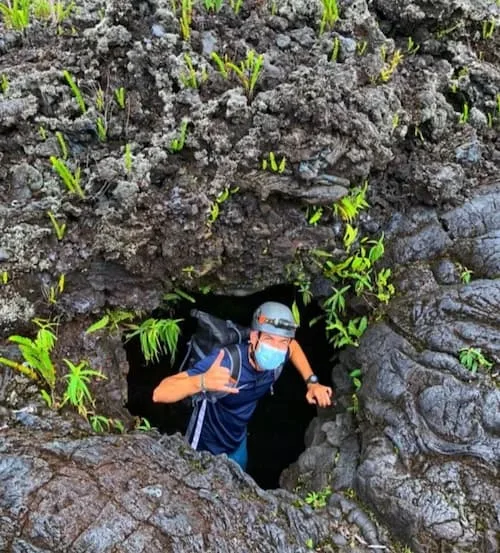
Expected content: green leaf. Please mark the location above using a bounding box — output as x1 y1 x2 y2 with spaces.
112 419 125 433
90 414 111 432
86 315 110 333
40 389 53 407
291 300 301 325
174 288 196 303
309 315 324 327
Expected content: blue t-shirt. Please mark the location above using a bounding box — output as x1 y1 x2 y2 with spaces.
186 343 281 454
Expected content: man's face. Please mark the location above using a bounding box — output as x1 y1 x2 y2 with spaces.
250 330 290 351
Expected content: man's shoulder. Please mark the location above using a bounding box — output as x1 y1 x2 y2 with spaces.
186 348 221 375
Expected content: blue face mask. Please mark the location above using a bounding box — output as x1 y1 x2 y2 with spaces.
254 342 287 371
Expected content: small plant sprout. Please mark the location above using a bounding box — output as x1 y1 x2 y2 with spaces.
33 0 75 25
38 125 48 140
270 0 277 16
348 392 360 413
482 19 495 40
457 263 473 283
305 538 314 550
90 416 124 434
414 124 424 142
459 102 469 124
392 113 400 128
96 117 107 141
62 70 87 114
225 50 264 101
62 359 107 416
50 156 84 198
356 40 368 55
305 486 332 509
163 288 196 305
343 223 359 252
330 36 340 62
169 119 189 152
319 0 339 35
85 309 137 335
0 318 58 387
210 52 229 79
207 186 239 226
47 274 65 304
47 211 67 240
334 180 369 223
181 266 196 279
436 22 462 39
0 0 30 30
307 205 323 226
229 0 243 13
89 414 112 432
124 143 133 173
487 112 493 128
55 131 68 159
112 418 125 433
459 347 493 374
261 151 286 173
347 369 362 414
203 0 223 12
114 86 126 109
179 0 193 40
1 271 8 284
95 87 105 112
349 368 362 391
1 74 9 93
180 54 197 88
180 54 208 88
379 49 404 82
375 267 394 303
407 36 419 54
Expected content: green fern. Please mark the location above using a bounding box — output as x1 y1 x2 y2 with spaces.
125 318 182 364
4 319 58 388
62 359 107 415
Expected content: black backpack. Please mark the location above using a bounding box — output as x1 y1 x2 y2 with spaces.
178 309 250 382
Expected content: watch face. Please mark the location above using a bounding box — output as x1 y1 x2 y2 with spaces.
308 375 319 384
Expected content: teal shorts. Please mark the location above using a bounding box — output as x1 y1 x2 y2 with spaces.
227 435 248 471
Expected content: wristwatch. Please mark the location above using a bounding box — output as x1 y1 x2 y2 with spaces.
305 374 319 386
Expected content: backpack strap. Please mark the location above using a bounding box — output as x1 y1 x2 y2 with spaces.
186 345 243 450
177 339 193 373
225 344 242 385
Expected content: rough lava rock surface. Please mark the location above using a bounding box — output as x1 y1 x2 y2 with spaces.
282 191 500 552
1 0 500 551
0 411 398 553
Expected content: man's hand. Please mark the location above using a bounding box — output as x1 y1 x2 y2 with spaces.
202 350 239 394
306 383 333 407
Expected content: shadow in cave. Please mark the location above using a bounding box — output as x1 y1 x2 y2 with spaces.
125 284 333 489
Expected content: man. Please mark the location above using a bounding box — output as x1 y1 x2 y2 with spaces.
152 301 333 470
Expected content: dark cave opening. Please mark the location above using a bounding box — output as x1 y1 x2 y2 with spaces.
125 284 333 489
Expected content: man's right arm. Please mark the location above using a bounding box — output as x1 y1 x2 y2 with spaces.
152 349 239 404
152 372 203 404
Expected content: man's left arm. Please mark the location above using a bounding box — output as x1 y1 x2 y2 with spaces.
288 339 333 408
